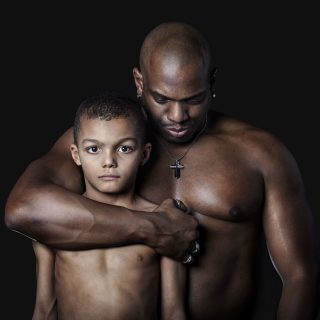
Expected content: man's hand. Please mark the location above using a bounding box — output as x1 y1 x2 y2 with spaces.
148 198 199 261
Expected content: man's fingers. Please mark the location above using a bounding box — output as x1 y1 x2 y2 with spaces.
173 199 187 212
154 198 200 260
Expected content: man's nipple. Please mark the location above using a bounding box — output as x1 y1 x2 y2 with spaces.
229 206 242 220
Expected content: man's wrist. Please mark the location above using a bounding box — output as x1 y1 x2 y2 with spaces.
127 209 155 246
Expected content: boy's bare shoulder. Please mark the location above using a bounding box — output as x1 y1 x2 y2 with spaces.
134 195 158 212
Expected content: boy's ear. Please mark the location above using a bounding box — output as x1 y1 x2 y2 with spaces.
70 144 81 166
140 142 152 166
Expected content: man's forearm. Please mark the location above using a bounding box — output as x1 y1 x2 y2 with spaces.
277 274 317 320
5 183 152 250
6 170 199 259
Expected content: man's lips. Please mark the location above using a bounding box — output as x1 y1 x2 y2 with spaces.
165 127 190 138
98 175 120 181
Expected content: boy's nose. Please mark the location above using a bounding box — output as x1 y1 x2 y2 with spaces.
101 151 117 168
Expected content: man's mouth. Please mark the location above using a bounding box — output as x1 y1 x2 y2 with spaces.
165 127 190 138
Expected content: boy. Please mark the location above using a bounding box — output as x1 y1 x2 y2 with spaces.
32 91 186 319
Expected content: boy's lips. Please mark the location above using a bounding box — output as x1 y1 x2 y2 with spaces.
98 175 120 181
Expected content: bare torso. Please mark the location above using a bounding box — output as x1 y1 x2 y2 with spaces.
138 112 265 319
54 245 159 320
47 196 160 320
29 111 314 319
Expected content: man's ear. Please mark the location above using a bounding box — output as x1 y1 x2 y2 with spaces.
140 142 152 166
70 144 81 166
133 67 143 97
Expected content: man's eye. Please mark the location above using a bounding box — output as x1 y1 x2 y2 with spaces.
154 97 168 104
118 146 133 153
186 97 205 105
87 146 100 153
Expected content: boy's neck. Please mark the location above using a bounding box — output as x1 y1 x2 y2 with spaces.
83 187 137 209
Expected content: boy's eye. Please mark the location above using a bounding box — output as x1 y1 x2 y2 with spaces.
118 146 133 153
87 146 100 154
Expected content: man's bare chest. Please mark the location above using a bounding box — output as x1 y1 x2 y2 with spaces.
138 146 264 222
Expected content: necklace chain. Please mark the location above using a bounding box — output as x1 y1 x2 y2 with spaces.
158 116 208 162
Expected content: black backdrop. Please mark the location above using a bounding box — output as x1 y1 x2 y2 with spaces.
2 3 319 319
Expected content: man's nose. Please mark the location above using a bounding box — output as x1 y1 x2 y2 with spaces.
101 150 117 168
167 102 188 123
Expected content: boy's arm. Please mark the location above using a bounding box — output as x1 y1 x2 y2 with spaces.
160 257 187 320
32 241 57 320
5 128 198 259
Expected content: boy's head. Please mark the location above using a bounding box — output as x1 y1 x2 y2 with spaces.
73 91 147 145
70 91 151 196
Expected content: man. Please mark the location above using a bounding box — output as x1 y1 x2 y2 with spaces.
5 22 317 319
32 91 187 319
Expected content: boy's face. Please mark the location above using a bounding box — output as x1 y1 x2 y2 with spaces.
70 116 151 196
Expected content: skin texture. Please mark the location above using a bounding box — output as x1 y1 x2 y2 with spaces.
5 22 318 319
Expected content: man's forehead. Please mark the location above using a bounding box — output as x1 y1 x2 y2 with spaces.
145 57 208 85
145 68 208 99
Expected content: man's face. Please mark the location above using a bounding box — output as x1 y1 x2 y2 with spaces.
134 58 211 143
71 117 150 196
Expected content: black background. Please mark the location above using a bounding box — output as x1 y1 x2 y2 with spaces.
2 3 319 319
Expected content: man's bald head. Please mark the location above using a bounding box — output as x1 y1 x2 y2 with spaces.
139 22 212 79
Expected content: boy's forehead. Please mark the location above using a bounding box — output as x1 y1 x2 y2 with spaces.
79 116 141 142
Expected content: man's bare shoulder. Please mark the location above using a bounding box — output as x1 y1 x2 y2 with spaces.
209 111 295 171
32 126 83 191
48 127 74 155
210 111 266 136
33 127 74 166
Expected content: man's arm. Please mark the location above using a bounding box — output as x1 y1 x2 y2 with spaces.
5 128 199 259
259 135 318 320
160 257 186 320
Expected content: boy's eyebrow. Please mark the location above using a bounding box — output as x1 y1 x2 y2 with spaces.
81 137 138 145
82 138 101 144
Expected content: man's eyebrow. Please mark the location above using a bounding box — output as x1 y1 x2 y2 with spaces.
149 89 207 101
183 91 207 100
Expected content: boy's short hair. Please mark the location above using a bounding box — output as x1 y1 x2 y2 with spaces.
73 91 147 144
